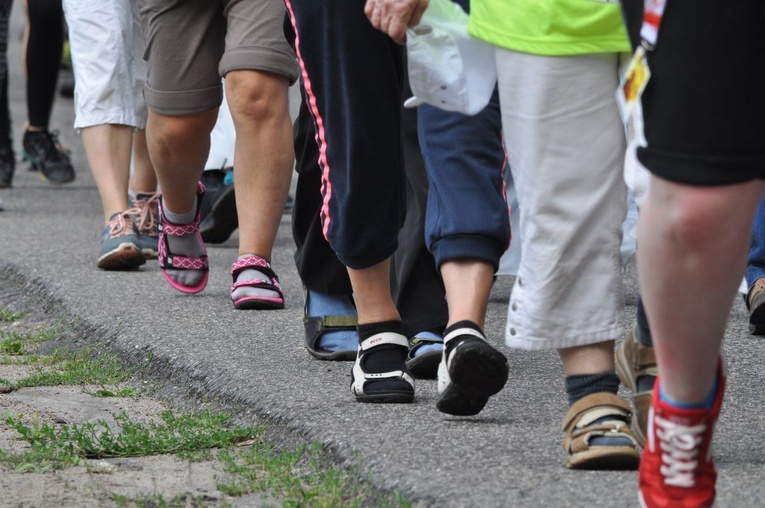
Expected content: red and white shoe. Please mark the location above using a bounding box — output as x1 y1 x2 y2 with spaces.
639 364 726 508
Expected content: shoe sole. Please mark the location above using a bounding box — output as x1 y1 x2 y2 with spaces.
565 445 640 470
97 243 146 271
355 391 414 404
437 340 508 416
406 349 441 379
233 296 285 310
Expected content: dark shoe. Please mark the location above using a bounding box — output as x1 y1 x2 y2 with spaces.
23 130 75 184
436 324 508 416
405 333 443 379
59 71 74 99
303 289 358 361
351 331 415 403
97 210 146 270
200 183 237 243
747 277 765 335
199 168 227 220
0 144 15 188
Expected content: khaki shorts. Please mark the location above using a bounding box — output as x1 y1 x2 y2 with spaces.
137 0 299 116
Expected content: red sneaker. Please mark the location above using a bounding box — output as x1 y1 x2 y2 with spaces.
639 367 725 508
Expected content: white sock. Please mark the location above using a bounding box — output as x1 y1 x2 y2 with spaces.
162 198 205 287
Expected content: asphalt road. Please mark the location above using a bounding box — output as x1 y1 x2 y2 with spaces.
2 6 765 508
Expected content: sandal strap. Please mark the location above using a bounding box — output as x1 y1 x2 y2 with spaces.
231 255 277 280
410 335 444 346
161 253 209 270
230 255 283 295
157 182 208 271
562 393 637 453
359 332 409 351
160 221 200 237
444 327 484 345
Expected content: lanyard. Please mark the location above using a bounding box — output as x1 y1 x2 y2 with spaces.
640 0 668 50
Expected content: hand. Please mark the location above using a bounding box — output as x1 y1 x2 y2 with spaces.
365 0 430 44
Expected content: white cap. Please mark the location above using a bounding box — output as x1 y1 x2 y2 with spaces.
404 0 497 116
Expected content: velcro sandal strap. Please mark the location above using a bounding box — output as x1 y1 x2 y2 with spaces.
562 393 637 453
162 253 208 270
230 255 283 296
160 221 200 237
634 341 656 370
359 332 409 351
443 327 484 345
562 392 631 431
231 254 273 278
351 369 415 396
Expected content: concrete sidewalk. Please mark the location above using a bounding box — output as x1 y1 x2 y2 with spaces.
3 8 765 508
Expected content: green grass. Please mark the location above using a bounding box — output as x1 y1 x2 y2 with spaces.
217 442 411 508
1 410 263 472
0 307 413 507
0 308 25 323
0 329 55 355
14 346 135 389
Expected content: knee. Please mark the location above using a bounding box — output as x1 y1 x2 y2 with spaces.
649 188 726 251
225 71 288 123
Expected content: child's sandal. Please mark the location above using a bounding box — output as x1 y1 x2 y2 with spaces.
561 392 640 470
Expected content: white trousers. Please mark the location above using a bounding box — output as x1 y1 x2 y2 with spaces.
496 48 628 350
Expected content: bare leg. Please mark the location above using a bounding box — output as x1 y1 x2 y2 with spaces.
558 341 615 376
129 128 157 193
347 259 400 325
638 176 765 403
80 124 133 223
440 259 493 329
225 70 292 260
145 109 217 214
146 108 217 289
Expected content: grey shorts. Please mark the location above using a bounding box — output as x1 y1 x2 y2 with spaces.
137 0 299 116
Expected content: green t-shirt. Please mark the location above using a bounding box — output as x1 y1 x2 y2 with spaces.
468 0 630 56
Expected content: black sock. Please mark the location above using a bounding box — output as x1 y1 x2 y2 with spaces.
357 321 405 373
564 372 620 406
635 297 653 347
443 320 483 338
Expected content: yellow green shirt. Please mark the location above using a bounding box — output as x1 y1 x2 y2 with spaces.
469 0 630 56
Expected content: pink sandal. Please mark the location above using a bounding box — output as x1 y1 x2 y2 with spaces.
157 183 209 294
230 255 285 310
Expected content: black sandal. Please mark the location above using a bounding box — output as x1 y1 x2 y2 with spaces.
303 289 358 361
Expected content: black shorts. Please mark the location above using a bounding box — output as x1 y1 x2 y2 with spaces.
621 0 765 185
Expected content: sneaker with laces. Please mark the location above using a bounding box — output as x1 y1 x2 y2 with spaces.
615 324 657 446
130 192 160 259
0 143 15 188
22 130 75 184
638 366 726 508
97 209 146 270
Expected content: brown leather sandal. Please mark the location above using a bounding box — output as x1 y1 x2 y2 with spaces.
562 392 640 470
